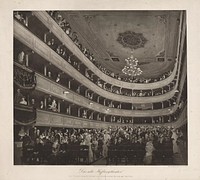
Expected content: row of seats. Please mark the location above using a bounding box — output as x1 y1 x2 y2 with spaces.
22 144 90 165
107 145 173 165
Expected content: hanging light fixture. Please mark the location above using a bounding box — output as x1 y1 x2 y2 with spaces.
122 51 142 77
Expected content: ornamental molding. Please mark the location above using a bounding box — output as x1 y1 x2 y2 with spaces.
117 31 148 50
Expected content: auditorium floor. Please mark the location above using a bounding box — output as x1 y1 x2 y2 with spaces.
15 141 187 165
92 153 186 165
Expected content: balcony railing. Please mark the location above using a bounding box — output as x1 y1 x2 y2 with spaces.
36 105 186 128
14 104 36 125
32 11 180 90
35 73 178 117
14 62 36 89
14 20 180 103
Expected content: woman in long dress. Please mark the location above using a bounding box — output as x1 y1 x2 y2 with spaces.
171 129 179 154
85 134 93 163
102 140 108 158
143 140 155 165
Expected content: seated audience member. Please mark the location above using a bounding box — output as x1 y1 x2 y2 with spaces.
15 89 24 104
82 110 87 118
18 51 25 64
52 139 60 155
14 12 26 24
40 101 44 109
48 71 51 78
56 74 61 83
47 38 57 51
20 124 180 165
20 97 28 105
49 99 57 112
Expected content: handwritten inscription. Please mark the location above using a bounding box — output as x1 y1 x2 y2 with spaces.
79 168 123 176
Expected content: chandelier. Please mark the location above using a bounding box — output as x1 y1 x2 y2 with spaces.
122 53 142 77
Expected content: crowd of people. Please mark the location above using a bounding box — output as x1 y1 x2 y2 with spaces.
20 125 185 165
46 11 174 84
14 89 28 105
14 11 28 26
14 11 176 98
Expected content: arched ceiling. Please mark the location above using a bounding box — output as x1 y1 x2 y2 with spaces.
61 11 180 79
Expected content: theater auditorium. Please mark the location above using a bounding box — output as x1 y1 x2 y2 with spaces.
13 10 187 165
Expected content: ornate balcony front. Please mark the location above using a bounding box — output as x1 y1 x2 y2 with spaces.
14 20 180 104
33 11 179 90
14 104 36 125
35 73 178 117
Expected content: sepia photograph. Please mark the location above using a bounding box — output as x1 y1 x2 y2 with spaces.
13 10 187 166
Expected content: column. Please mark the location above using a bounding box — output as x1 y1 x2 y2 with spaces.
44 32 47 43
69 105 71 115
68 79 74 89
78 107 81 117
111 85 113 92
132 104 134 110
91 111 94 120
103 99 106 106
161 102 164 109
25 54 29 67
57 101 60 113
27 94 30 106
103 115 106 122
103 83 106 89
85 68 88 76
44 65 47 76
25 16 29 27
97 96 100 103
44 97 47 110
85 89 88 97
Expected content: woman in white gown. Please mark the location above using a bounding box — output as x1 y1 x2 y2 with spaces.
102 140 108 158
171 129 179 154
143 139 155 165
85 134 93 163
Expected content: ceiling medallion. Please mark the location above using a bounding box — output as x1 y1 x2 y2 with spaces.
117 31 147 49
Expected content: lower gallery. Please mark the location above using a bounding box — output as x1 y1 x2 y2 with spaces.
13 10 187 165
